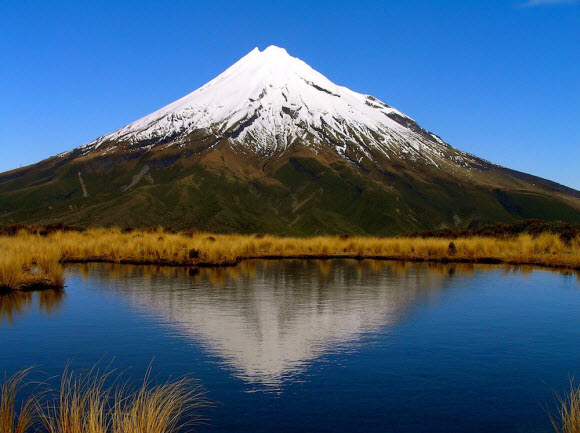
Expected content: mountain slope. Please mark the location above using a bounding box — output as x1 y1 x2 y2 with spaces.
1 46 579 234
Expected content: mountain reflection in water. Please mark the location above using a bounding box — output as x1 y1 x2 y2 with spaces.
75 260 483 386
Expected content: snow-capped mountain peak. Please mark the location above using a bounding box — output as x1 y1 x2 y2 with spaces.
83 46 463 166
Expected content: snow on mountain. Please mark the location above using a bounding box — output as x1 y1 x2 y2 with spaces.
80 46 470 167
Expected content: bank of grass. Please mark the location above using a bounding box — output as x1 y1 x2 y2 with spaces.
1 227 579 291
0 241 64 291
0 367 206 433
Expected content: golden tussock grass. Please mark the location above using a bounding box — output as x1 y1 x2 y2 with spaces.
109 370 206 433
0 238 64 291
551 382 580 433
0 366 207 433
0 368 36 433
1 228 579 291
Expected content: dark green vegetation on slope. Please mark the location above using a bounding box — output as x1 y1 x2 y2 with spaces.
412 219 580 240
1 141 579 235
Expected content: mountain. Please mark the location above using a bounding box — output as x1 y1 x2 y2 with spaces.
1 46 579 235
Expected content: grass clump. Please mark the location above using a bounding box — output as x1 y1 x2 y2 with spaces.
0 369 36 433
39 367 112 433
0 238 64 291
551 382 580 433
110 370 205 433
0 366 207 433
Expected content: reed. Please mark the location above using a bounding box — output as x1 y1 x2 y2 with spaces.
1 228 579 291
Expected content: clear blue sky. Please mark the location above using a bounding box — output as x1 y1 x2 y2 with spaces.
1 0 578 188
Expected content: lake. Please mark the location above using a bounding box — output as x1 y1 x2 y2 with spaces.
1 260 580 432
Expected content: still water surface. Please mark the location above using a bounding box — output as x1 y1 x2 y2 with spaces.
1 260 580 432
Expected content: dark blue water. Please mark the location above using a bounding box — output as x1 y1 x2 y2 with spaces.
1 260 580 432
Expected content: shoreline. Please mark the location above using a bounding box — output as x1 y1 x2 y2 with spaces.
1 228 579 291
63 254 579 271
